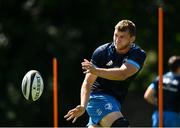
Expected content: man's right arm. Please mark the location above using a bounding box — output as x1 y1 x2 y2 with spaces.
81 73 97 108
64 73 97 123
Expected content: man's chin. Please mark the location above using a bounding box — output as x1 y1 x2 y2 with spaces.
116 46 125 50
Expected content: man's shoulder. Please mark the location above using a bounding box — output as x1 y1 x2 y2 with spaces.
129 43 146 57
131 43 146 53
94 42 113 52
97 42 113 49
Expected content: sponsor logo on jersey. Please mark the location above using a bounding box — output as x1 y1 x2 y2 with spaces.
106 60 113 66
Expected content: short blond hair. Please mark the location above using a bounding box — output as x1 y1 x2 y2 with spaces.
115 20 136 36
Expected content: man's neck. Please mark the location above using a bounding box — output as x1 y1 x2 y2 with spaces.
116 46 131 54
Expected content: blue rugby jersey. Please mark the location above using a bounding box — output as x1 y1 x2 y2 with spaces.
150 72 180 112
90 42 146 104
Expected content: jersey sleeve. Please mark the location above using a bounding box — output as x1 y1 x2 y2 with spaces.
127 49 146 69
90 46 104 68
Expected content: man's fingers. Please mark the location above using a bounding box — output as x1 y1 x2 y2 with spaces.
64 105 86 123
81 62 91 67
83 59 89 62
64 109 75 118
64 113 72 119
82 65 90 69
64 114 69 118
66 114 74 121
64 112 71 118
72 117 78 123
83 70 89 74
65 110 73 116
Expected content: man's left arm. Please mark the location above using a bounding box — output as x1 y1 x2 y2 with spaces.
82 59 139 80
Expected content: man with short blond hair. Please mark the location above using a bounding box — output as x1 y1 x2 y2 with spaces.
65 20 146 127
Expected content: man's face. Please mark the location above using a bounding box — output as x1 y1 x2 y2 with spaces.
113 29 135 51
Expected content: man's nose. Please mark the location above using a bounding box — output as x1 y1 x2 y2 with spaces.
117 37 121 41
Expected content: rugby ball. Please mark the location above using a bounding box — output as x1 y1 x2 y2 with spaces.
21 70 44 101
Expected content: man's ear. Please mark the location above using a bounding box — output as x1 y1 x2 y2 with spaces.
130 36 136 43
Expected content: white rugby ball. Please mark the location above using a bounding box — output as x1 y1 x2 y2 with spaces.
21 70 44 101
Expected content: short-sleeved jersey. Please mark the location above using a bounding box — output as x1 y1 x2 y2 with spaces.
150 72 180 112
90 42 146 104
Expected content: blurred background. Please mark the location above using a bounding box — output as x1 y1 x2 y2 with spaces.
0 0 179 127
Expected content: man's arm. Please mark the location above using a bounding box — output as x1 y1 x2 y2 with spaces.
82 59 138 80
64 73 97 123
81 73 97 108
144 85 157 105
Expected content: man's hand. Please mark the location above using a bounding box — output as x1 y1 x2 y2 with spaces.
64 105 85 123
81 59 96 74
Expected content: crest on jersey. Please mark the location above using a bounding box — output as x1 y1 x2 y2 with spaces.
104 103 113 110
